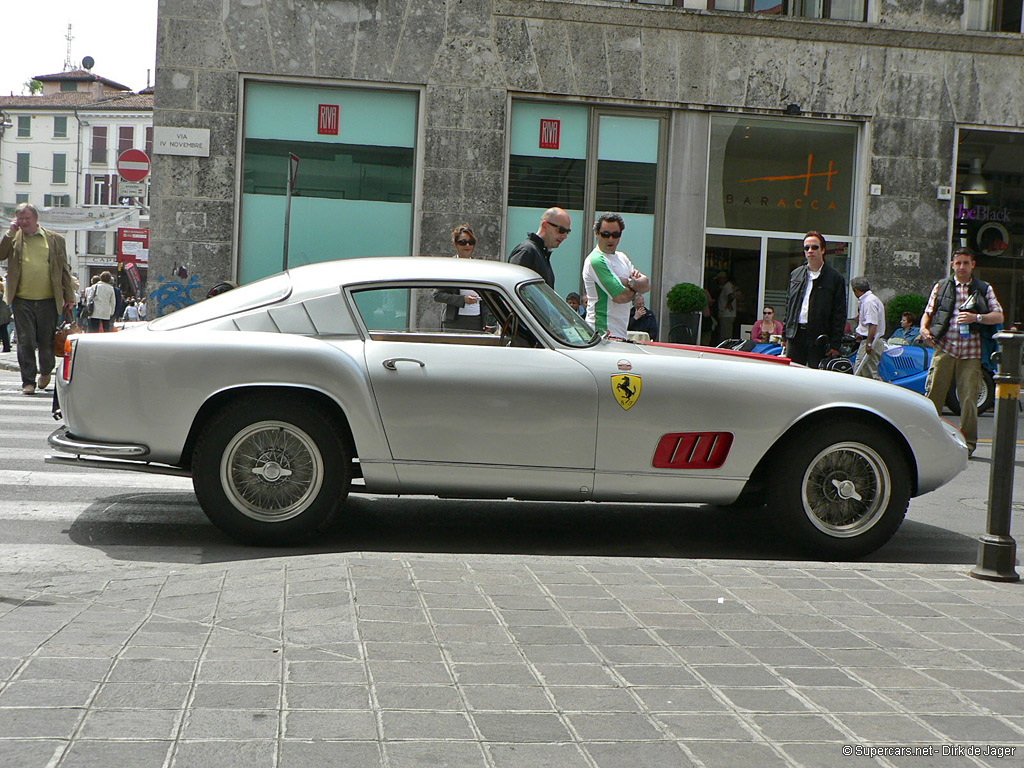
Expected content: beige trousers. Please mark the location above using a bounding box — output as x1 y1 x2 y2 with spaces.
925 349 981 452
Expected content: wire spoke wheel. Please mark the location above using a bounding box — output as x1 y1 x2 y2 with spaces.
220 420 324 522
800 441 890 537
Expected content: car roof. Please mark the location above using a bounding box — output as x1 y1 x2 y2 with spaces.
287 256 541 293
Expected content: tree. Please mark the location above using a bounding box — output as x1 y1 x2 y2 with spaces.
24 79 43 95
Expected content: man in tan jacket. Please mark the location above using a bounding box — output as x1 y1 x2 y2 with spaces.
0 203 76 394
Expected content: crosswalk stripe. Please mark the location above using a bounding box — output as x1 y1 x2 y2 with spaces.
0 499 206 523
0 469 194 489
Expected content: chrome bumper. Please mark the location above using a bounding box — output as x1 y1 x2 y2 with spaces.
46 426 190 478
48 425 149 458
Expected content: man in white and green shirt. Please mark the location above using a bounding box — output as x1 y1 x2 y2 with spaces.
582 213 650 339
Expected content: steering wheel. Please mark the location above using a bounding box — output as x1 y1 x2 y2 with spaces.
499 313 519 347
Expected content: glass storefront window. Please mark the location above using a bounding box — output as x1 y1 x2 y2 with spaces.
506 102 664 297
239 83 418 284
705 234 760 344
703 115 859 343
955 128 1024 325
707 115 858 236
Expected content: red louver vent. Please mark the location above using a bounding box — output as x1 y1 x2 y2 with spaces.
653 432 734 469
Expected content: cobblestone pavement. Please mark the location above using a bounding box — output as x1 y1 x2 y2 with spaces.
3 348 1024 767
1 553 1022 768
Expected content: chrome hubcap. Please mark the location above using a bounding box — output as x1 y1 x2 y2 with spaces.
801 442 890 537
220 421 323 523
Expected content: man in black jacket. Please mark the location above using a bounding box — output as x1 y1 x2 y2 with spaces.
508 207 571 288
783 231 847 369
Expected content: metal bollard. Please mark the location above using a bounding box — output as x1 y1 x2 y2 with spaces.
970 331 1023 583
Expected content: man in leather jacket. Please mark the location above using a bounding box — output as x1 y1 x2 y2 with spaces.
919 248 1003 457
508 207 571 289
783 231 847 369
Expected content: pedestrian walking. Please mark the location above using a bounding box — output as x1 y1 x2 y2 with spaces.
0 203 76 394
850 276 885 379
85 271 117 333
919 247 1004 457
0 277 12 353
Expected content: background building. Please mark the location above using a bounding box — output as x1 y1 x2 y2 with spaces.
0 69 153 291
151 0 1024 332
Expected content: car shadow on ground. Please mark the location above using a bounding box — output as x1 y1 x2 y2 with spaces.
64 492 981 566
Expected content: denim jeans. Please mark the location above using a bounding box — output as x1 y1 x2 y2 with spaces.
12 297 58 386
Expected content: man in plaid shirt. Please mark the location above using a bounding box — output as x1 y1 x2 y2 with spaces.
919 248 1003 457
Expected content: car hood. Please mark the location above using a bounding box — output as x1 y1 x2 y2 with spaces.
631 341 794 367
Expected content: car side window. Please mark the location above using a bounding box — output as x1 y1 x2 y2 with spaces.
351 285 540 347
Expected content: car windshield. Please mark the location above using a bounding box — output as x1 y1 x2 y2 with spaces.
518 281 599 347
148 273 291 330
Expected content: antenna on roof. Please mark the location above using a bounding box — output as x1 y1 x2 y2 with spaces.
64 23 74 71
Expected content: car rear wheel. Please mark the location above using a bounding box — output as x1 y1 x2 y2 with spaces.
192 395 350 544
944 367 995 416
768 423 910 559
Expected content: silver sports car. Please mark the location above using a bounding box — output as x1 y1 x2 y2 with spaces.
47 257 967 558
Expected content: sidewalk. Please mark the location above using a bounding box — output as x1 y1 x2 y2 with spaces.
0 348 17 372
1 553 1021 768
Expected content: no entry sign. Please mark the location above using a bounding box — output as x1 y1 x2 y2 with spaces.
117 149 151 182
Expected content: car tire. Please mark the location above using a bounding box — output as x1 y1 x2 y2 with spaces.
768 423 910 560
944 368 995 416
192 395 350 544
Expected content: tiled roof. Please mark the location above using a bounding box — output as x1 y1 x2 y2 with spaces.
0 92 98 108
0 92 153 111
32 69 132 91
88 93 155 110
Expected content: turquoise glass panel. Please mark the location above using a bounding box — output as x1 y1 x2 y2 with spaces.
353 288 411 331
598 116 660 164
245 82 417 147
239 194 412 284
240 83 417 284
617 214 655 284
509 102 588 159
505 206 586 296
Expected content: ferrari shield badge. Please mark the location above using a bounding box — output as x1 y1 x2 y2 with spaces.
612 374 641 411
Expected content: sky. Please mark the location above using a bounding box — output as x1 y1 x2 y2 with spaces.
0 0 158 96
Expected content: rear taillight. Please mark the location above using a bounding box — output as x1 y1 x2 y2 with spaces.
62 338 77 382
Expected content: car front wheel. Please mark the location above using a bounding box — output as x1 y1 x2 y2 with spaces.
768 423 910 559
192 395 350 544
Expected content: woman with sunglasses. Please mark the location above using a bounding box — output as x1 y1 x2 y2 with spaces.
434 225 489 332
752 305 783 343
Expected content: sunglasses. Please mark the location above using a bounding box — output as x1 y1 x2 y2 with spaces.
763 311 773 315
455 239 475 246
803 244 821 251
545 222 571 235
598 231 622 239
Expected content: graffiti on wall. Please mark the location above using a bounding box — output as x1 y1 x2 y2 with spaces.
150 264 202 314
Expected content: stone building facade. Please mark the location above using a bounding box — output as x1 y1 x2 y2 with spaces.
151 0 1024 332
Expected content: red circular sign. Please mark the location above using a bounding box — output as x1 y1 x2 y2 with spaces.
117 149 151 182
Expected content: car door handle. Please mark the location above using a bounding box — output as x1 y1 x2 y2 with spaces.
382 357 425 371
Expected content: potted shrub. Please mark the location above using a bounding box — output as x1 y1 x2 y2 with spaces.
666 282 707 344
